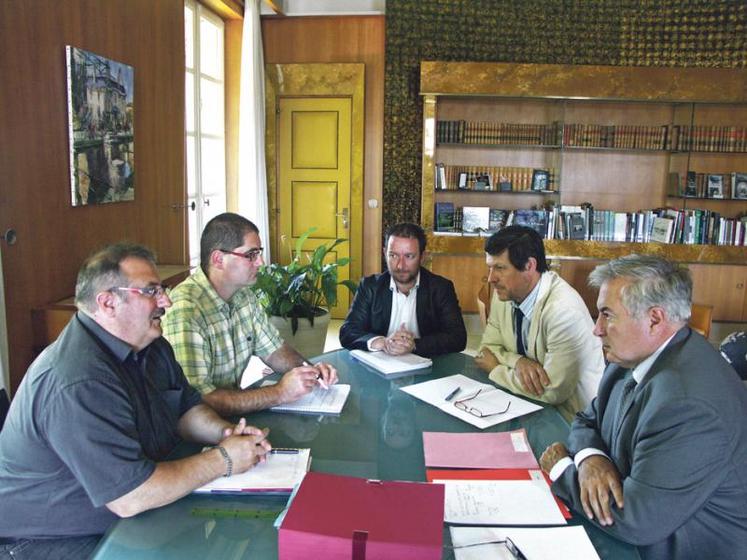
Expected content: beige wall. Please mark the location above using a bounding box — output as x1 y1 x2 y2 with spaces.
261 15 385 277
0 0 187 391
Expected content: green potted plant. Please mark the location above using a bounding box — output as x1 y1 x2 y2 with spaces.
253 228 357 358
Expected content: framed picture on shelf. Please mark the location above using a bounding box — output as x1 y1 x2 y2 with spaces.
684 171 698 197
457 172 468 190
707 174 724 199
531 169 549 191
473 173 492 191
731 172 747 199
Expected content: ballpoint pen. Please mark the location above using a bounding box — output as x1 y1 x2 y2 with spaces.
303 360 329 390
444 386 461 401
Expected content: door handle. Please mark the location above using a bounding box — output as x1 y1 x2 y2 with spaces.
1 228 17 245
335 208 349 229
171 201 197 211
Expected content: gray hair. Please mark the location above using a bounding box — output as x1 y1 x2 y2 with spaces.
588 254 692 323
75 243 157 313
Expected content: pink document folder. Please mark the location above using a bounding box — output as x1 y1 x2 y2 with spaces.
279 472 444 560
422 429 540 469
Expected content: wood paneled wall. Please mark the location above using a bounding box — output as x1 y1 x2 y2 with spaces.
261 15 385 277
0 0 187 392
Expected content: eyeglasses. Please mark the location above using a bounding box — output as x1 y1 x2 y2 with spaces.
220 248 264 262
110 285 167 299
453 389 511 418
451 537 526 559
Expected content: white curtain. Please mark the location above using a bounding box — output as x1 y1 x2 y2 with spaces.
238 0 271 262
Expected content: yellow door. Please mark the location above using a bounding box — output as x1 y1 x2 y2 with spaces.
277 96 351 318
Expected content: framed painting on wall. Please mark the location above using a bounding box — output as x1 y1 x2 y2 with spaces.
66 46 135 206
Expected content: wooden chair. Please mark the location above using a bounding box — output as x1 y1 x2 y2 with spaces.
689 303 713 339
476 280 493 328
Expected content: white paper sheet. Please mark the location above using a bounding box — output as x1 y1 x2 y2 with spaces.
195 448 310 493
436 479 567 525
450 526 600 560
400 374 542 429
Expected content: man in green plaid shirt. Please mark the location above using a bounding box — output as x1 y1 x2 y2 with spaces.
162 213 338 416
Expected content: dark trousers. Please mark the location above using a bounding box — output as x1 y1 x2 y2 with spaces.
0 535 101 559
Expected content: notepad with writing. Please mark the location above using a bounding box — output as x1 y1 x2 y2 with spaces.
350 349 432 375
270 384 351 415
195 448 311 494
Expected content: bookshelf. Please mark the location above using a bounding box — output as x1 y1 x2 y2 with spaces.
420 62 747 320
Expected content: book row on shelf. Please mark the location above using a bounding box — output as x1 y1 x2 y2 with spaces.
435 163 557 192
437 120 747 153
434 202 747 247
670 171 747 200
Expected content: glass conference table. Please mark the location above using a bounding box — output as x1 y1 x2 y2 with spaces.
92 350 639 560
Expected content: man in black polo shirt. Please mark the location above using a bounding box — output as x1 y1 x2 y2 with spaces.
0 244 271 559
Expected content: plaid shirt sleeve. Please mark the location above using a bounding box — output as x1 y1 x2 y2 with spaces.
161 300 216 395
244 292 283 358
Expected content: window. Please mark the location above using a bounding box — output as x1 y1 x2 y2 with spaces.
185 0 227 266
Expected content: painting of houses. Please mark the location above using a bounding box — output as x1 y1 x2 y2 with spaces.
66 46 134 206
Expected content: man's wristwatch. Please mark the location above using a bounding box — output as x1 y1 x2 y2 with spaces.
215 445 233 477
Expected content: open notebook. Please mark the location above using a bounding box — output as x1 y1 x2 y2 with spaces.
269 383 351 415
195 448 311 494
350 349 432 375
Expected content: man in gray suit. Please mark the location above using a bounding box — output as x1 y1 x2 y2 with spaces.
540 255 747 560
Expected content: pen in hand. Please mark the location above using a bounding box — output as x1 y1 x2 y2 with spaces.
444 386 461 402
303 361 328 390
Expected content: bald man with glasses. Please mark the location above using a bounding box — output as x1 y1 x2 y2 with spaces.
162 213 337 417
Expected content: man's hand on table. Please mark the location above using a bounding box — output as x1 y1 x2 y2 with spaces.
220 419 271 473
514 356 551 396
540 442 570 473
577 455 624 526
474 346 499 372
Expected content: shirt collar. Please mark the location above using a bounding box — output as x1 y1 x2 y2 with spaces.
77 311 136 363
193 266 250 309
389 271 420 294
513 273 543 319
630 331 678 384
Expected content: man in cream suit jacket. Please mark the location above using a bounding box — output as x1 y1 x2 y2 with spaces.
475 226 604 420
540 255 747 560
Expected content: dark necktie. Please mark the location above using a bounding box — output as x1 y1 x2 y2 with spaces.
514 307 526 356
615 371 637 434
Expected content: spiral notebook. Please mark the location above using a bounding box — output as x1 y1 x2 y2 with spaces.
350 349 432 375
269 383 351 415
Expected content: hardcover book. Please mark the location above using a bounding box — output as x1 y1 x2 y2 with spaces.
513 209 548 238
434 202 455 231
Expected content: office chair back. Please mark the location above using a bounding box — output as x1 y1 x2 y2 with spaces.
689 303 713 340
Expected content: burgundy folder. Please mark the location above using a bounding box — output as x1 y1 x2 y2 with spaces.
279 472 444 560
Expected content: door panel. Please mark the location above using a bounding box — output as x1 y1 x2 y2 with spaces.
278 97 352 318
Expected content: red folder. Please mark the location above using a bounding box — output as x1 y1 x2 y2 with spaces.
279 472 444 560
426 468 572 519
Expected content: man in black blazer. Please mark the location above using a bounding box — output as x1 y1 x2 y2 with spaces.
340 223 466 358
540 255 747 560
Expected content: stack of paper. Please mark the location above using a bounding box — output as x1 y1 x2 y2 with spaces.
400 374 542 428
195 448 311 494
350 349 432 375
270 384 351 415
